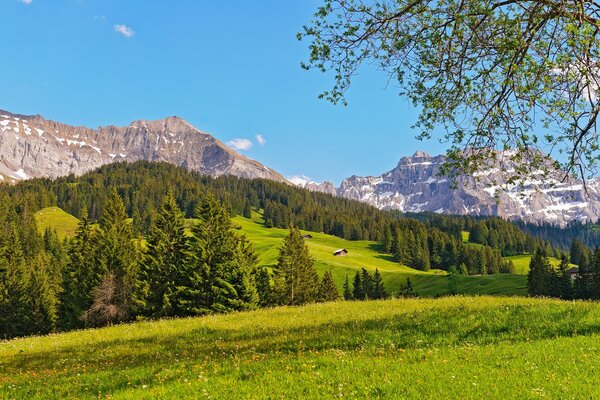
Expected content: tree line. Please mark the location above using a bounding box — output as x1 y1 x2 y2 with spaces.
0 189 347 339
528 238 600 300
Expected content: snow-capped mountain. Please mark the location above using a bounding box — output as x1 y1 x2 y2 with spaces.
0 110 286 183
296 151 600 227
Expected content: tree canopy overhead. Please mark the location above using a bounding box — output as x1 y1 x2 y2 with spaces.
300 0 600 183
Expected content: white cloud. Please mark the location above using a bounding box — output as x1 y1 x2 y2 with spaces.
114 24 135 38
288 175 314 187
19 0 32 5
256 134 266 146
227 138 253 151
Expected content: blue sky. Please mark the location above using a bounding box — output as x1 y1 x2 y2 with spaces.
0 0 448 184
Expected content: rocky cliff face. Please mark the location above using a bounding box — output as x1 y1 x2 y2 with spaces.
297 151 600 227
0 110 286 183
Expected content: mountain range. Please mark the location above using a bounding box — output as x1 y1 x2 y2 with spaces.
297 151 600 227
1 109 598 226
0 110 285 184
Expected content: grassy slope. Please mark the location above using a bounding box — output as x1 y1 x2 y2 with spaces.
32 207 527 297
3 296 600 399
505 255 571 275
235 212 526 297
34 207 80 240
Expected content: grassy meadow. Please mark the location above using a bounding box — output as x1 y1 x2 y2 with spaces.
3 296 600 398
34 207 529 297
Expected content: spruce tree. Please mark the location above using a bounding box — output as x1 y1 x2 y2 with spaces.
361 268 373 299
141 190 191 318
243 200 252 219
92 188 140 325
60 209 100 329
185 193 259 314
527 248 551 296
273 226 320 305
557 254 573 299
372 269 387 299
255 267 273 307
318 270 339 302
352 271 364 300
590 248 600 300
343 274 353 300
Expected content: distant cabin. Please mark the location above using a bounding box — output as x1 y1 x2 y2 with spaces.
567 267 581 280
333 248 348 257
303 234 313 239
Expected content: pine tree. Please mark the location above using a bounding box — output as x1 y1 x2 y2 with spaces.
590 248 600 299
342 274 353 300
243 200 252 219
352 271 364 300
556 254 573 299
371 269 387 299
255 267 273 307
60 209 100 329
361 268 373 299
575 254 591 299
382 225 393 254
319 270 339 302
185 193 259 314
447 265 459 295
527 248 551 296
92 188 140 325
141 190 191 318
273 226 320 305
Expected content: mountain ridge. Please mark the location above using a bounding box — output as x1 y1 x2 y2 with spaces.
297 151 600 227
0 109 286 183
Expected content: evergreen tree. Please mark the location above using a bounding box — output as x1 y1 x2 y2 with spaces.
92 188 140 325
575 253 591 299
185 193 259 314
590 248 600 300
382 224 393 254
556 254 573 300
141 191 191 318
361 268 373 299
352 271 364 300
255 267 273 307
60 209 100 329
318 270 339 302
527 248 552 296
447 265 459 295
243 199 252 219
273 226 320 305
371 269 387 299
342 274 353 300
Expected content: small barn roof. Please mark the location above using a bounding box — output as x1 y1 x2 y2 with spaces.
333 248 348 254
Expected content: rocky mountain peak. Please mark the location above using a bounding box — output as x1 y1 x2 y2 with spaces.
0 110 286 184
411 150 431 158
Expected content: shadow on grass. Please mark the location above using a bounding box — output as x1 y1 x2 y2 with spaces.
4 302 600 379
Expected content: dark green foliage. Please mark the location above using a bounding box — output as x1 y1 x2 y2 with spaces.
89 189 140 325
184 194 259 314
318 270 339 302
141 191 191 318
273 226 320 305
447 266 459 295
527 248 553 297
342 274 353 300
255 268 273 307
59 210 100 330
349 268 387 301
371 269 387 299
243 200 252 219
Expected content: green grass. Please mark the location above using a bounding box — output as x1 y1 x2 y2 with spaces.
506 255 572 275
3 296 600 398
234 212 526 297
33 207 527 297
34 207 80 240
461 230 470 242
